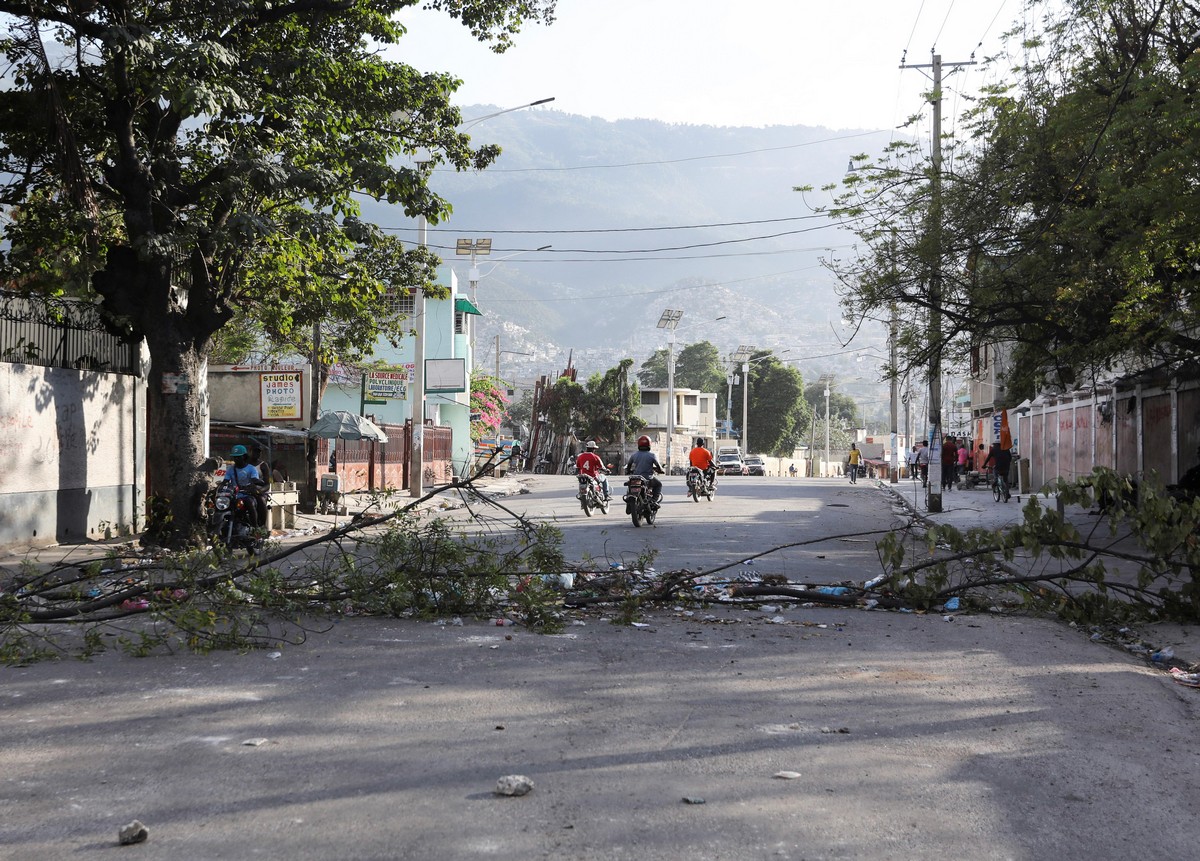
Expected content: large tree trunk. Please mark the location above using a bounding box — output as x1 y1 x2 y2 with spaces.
143 327 211 543
93 247 225 544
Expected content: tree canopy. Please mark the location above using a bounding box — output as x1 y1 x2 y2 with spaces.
727 351 809 456
538 360 644 446
637 340 726 393
820 0 1200 404
0 0 555 538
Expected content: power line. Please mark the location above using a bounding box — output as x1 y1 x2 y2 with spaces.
435 129 890 173
389 213 829 235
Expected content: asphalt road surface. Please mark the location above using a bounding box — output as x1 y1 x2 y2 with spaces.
3 477 1199 860
461 474 905 583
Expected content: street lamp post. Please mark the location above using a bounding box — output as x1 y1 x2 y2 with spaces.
409 173 430 497
729 345 755 445
824 383 831 478
459 240 551 355
656 309 683 472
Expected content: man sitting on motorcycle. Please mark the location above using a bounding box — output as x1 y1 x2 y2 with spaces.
230 444 268 527
575 440 610 501
625 435 664 504
688 438 717 490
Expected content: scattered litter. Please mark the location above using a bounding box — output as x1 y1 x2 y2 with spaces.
820 726 851 734
119 598 150 611
242 738 269 747
773 771 802 780
450 617 464 627
760 605 780 613
943 597 960 611
494 774 535 797
631 622 651 628
1169 668 1200 688
267 651 282 660
681 796 706 805
864 574 886 590
118 820 148 845
556 573 577 590
1151 647 1175 663
493 619 515 627
815 586 850 596
766 616 788 625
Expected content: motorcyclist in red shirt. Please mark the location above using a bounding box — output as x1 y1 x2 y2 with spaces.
575 440 611 501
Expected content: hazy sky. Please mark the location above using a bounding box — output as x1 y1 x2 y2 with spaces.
394 0 1032 130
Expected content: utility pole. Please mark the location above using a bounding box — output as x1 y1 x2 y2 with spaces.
889 303 899 483
903 52 973 512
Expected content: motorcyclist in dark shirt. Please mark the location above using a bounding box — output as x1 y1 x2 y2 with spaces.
625 435 665 504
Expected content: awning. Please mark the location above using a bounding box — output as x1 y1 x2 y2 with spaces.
455 296 482 316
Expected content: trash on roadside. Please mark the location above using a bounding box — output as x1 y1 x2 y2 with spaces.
815 586 849 596
681 796 706 805
242 738 269 746
943 597 960 611
1151 647 1175 663
773 771 802 780
494 774 535 796
1169 668 1200 688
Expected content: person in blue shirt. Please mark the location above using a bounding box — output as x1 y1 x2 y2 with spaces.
229 444 268 526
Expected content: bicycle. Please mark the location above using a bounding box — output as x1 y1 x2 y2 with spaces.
990 468 1010 502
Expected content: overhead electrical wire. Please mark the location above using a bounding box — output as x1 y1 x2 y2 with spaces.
436 129 890 173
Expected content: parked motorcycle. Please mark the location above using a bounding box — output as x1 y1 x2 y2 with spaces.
577 471 610 516
206 478 267 553
623 474 659 527
685 466 716 502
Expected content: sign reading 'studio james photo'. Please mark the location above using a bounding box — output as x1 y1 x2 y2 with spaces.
260 372 303 421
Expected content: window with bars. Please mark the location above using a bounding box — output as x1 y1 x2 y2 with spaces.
385 288 415 318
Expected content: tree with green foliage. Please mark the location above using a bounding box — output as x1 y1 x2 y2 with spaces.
0 0 556 542
538 360 643 445
821 0 1200 404
637 340 726 393
726 351 809 456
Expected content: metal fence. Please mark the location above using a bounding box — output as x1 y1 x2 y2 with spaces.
0 291 140 375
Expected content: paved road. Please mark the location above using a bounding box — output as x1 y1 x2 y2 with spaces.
3 478 1200 859
459 474 906 583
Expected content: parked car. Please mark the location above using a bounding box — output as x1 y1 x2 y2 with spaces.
743 455 765 476
717 454 746 475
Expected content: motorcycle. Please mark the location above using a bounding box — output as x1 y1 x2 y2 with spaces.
623 473 659 527
685 466 716 502
576 471 610 517
206 478 267 553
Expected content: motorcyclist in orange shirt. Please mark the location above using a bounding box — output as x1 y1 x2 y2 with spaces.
688 438 718 490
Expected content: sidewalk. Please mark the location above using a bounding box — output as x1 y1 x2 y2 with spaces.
876 474 1200 672
0 475 530 568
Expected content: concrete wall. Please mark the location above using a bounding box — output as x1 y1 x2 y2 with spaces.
207 363 312 428
990 376 1200 492
1 363 144 546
